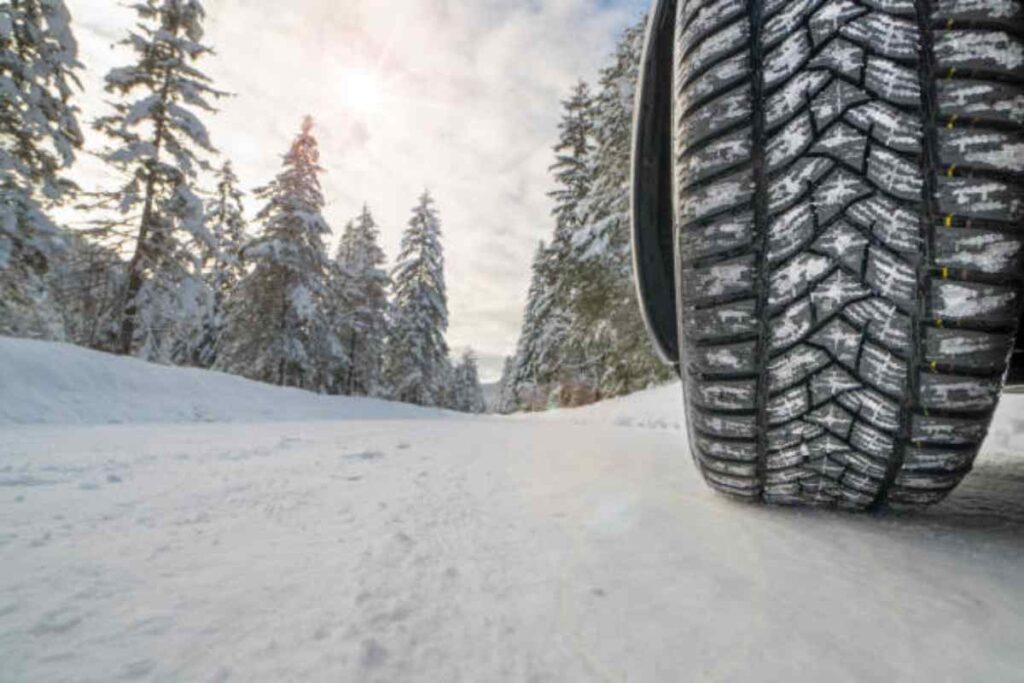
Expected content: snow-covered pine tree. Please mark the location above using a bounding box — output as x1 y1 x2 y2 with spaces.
48 231 126 350
511 241 560 409
385 191 449 407
195 160 247 367
538 80 598 397
450 348 486 414
0 0 83 339
494 355 518 414
334 205 390 396
215 116 336 391
94 0 226 360
573 18 672 397
509 83 597 409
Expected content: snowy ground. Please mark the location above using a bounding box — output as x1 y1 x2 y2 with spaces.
2 340 1023 682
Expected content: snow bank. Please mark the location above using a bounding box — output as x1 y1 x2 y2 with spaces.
0 337 441 425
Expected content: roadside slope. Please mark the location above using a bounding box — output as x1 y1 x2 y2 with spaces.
0 337 441 425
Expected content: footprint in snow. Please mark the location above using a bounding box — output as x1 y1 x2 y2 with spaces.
346 451 385 462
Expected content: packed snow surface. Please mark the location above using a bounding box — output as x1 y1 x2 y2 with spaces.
2 339 1023 681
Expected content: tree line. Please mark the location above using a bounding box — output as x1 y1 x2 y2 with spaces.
1 0 485 413
494 18 673 413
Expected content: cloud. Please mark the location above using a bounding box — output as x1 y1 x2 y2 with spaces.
66 0 647 381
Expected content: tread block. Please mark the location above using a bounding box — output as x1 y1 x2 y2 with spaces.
682 254 756 300
808 1 868 48
859 342 908 395
771 298 814 349
681 51 752 105
680 212 755 260
768 202 816 262
902 446 975 473
846 299 913 351
769 157 834 213
679 0 748 54
693 341 758 373
811 78 872 130
848 195 923 254
765 31 813 89
846 101 922 153
912 414 990 445
924 327 1016 369
768 420 825 451
837 387 901 431
866 147 924 200
810 365 863 403
766 71 831 129
934 227 1024 275
689 300 759 339
921 373 1001 410
934 30 1024 72
865 56 921 105
813 220 869 272
866 246 917 310
769 252 834 308
810 121 868 170
696 435 759 462
811 318 863 367
678 86 754 151
809 37 866 80
767 385 811 424
767 112 815 171
933 0 1024 22
937 176 1024 222
768 344 831 392
840 13 919 61
692 407 757 438
679 169 756 223
678 128 753 188
937 79 1024 125
809 269 871 319
937 129 1024 172
931 280 1019 323
699 454 759 477
695 380 757 409
679 17 750 88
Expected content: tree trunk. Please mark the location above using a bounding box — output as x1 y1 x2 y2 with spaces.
117 40 175 356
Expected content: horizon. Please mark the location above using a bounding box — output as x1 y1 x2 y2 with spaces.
66 0 649 381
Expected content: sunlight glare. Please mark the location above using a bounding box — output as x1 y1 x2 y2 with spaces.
342 68 384 116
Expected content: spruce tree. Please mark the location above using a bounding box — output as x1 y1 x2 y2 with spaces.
574 19 672 396
385 191 449 406
451 349 486 414
495 356 518 414
0 0 83 339
539 80 597 396
95 0 226 359
334 205 390 396
215 116 335 390
511 241 560 408
195 161 247 367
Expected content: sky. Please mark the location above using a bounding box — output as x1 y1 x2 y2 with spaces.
66 0 648 381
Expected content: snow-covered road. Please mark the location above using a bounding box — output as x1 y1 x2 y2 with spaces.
2 341 1023 681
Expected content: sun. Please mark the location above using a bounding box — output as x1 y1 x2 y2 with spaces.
342 68 384 116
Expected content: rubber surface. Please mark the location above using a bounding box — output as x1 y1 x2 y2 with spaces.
672 0 1024 508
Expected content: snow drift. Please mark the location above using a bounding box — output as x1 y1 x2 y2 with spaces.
0 337 441 425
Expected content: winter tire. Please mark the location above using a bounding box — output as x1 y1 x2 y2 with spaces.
632 0 1024 508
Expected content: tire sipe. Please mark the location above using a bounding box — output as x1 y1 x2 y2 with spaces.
632 0 1024 508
